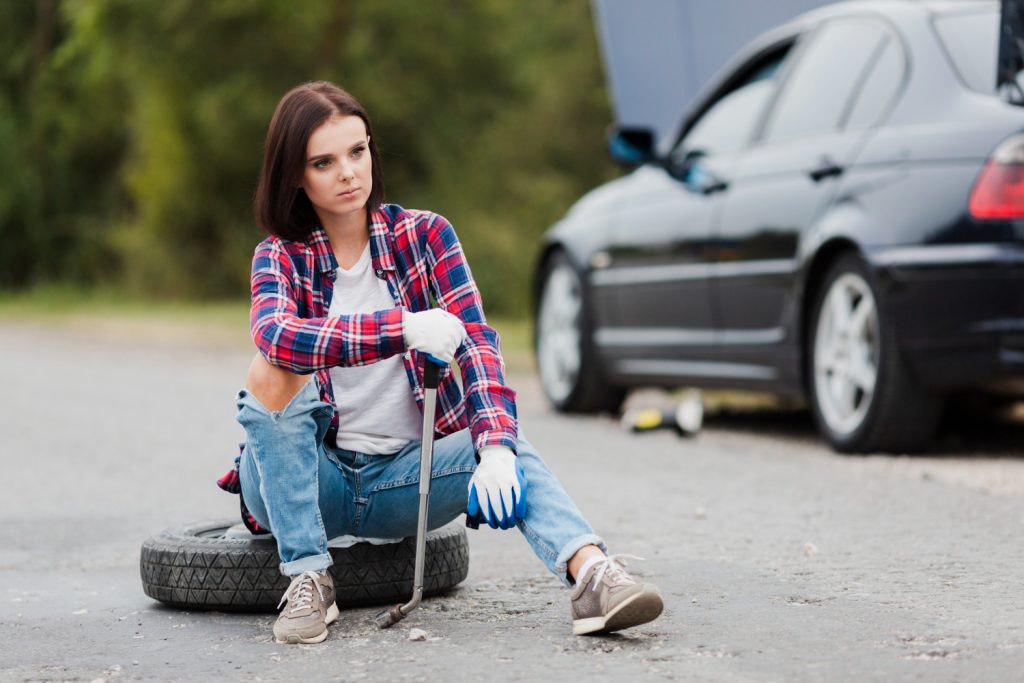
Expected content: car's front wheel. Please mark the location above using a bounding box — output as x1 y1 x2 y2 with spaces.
535 251 624 413
807 253 942 452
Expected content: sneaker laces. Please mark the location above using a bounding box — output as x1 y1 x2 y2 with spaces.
278 570 326 613
592 554 644 592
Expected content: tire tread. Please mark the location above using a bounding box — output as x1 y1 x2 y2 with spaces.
140 521 469 612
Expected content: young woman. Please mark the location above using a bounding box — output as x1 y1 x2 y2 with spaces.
223 81 663 644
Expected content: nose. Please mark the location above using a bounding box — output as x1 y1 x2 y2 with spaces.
337 161 355 181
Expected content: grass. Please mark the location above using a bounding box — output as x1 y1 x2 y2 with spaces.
0 286 534 371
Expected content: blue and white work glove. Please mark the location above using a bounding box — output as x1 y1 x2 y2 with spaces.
403 309 467 364
466 446 527 530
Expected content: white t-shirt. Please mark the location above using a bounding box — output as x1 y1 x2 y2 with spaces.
327 245 422 454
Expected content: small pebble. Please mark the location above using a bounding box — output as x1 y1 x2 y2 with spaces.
694 507 707 520
804 542 819 557
408 628 428 641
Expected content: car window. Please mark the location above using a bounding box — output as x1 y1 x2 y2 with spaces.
675 48 790 158
933 10 998 93
844 37 904 130
761 20 888 143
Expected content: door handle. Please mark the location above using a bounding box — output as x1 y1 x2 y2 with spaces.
808 160 844 182
702 178 729 195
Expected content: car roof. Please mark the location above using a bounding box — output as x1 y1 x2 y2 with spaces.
665 0 1000 151
786 0 996 29
909 0 997 14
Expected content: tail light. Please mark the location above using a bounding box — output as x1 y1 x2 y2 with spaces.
969 133 1024 219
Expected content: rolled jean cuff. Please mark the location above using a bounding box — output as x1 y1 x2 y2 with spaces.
279 552 332 577
555 533 607 588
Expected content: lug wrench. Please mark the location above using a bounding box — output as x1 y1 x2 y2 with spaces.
375 353 445 629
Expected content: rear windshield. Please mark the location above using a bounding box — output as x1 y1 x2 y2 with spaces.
933 10 999 93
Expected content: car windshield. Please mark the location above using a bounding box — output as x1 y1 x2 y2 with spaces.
933 9 1000 94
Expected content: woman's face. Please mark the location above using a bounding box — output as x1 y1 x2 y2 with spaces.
301 115 372 224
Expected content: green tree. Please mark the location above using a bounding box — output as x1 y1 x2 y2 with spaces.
0 0 618 316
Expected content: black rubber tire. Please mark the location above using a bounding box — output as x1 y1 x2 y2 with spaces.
534 251 626 414
140 520 469 613
806 253 943 453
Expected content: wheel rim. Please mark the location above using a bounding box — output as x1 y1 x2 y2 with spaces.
813 272 880 437
537 262 583 404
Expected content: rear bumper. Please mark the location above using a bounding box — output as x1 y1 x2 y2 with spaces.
868 243 1024 394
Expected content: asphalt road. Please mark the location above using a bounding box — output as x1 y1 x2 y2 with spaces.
2 321 1023 682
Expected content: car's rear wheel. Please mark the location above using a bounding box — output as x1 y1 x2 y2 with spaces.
535 251 624 413
807 253 942 452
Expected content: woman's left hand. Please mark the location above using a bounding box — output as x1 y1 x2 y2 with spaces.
467 446 527 529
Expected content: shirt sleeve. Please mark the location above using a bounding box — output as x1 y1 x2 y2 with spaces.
249 238 406 373
422 214 519 453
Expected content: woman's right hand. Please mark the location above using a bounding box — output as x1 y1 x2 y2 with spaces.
402 309 467 364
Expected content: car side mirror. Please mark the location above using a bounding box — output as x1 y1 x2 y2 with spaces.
608 126 658 167
667 149 728 194
666 148 706 182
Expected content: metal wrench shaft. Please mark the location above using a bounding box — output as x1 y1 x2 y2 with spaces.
376 355 443 628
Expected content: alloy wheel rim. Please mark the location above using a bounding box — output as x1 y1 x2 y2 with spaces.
813 272 880 436
537 264 583 403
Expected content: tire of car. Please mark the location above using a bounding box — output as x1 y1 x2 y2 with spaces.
140 520 470 612
535 250 625 413
806 252 943 453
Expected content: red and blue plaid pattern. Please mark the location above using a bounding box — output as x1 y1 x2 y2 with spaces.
220 205 519 531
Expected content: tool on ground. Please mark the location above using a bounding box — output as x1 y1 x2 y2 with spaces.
375 353 446 629
621 389 704 437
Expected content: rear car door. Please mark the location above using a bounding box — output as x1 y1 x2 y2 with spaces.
711 17 905 386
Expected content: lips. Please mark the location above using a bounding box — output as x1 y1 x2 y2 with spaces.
337 188 360 198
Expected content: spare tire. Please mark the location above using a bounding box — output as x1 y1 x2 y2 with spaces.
140 520 470 612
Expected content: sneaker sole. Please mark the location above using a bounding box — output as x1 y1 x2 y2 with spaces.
573 585 663 636
275 602 340 644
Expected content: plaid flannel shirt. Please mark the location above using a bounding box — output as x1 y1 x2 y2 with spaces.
218 204 518 532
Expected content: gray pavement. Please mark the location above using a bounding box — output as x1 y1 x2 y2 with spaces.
2 321 1023 682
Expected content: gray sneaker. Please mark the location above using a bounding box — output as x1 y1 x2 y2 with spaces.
570 555 663 635
273 570 339 644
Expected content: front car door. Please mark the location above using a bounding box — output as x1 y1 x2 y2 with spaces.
596 42 795 384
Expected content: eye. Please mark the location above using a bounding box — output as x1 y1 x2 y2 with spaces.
351 146 366 158
313 158 331 170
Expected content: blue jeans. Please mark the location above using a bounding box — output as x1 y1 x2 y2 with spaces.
235 380 605 586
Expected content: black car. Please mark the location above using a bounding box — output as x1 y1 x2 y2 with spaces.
533 0 1024 452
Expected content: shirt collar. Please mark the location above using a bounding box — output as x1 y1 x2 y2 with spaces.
306 206 395 276
368 207 396 273
307 228 338 276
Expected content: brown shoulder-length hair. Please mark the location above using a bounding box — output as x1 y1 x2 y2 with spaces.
254 81 385 241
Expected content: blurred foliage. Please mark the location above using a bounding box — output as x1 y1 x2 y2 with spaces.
0 0 618 315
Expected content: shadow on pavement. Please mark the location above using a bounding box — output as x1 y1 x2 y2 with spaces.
699 402 1024 457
